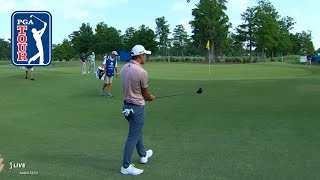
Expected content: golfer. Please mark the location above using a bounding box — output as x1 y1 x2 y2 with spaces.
101 51 118 97
120 45 155 175
80 52 86 74
87 51 95 73
306 53 312 65
25 65 35 80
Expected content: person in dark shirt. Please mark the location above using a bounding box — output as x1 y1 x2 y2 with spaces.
306 54 312 65
80 52 87 74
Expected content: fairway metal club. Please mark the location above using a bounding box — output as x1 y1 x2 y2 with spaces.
156 88 203 99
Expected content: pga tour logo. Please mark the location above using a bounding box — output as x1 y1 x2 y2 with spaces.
11 11 52 66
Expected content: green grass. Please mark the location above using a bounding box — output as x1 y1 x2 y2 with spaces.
1 61 320 179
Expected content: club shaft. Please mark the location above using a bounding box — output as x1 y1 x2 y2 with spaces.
156 93 194 99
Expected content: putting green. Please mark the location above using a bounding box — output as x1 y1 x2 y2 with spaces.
144 63 313 80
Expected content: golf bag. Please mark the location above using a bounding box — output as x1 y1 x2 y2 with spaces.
96 66 105 81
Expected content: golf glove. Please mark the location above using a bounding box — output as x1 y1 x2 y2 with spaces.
122 109 134 117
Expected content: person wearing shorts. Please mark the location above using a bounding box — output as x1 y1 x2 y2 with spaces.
101 51 118 97
306 54 312 65
87 51 95 73
25 65 35 80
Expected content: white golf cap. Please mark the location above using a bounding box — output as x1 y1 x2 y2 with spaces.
92 52 95 54
131 45 151 56
111 51 118 56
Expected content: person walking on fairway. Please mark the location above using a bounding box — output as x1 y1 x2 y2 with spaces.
101 51 118 97
87 51 95 73
25 65 35 80
306 53 312 65
80 52 86 74
120 45 155 175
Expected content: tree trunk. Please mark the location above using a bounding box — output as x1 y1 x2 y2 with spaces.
249 42 253 63
261 48 265 62
214 43 219 62
166 46 170 62
210 41 215 63
181 49 184 61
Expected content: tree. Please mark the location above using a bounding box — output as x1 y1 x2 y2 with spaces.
133 25 158 54
52 39 75 61
290 31 315 55
276 16 295 56
185 38 201 56
155 16 170 60
190 0 231 62
254 0 280 61
290 33 305 55
69 23 94 53
223 33 246 57
122 27 137 51
172 25 189 59
236 7 257 62
121 25 157 53
0 38 10 60
300 31 315 55
93 22 122 55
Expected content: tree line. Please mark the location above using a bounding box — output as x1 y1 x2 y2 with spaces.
0 0 317 62
190 0 316 62
52 19 193 61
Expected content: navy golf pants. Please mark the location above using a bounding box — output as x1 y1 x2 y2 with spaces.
122 101 147 168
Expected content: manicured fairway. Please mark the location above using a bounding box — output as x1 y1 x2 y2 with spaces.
1 61 320 179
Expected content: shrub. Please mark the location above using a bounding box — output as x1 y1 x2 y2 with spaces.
234 57 241 63
243 58 250 63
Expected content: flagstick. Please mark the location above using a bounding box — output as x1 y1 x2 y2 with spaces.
209 57 213 80
209 61 210 75
209 52 210 76
210 59 212 80
211 60 213 80
208 44 212 79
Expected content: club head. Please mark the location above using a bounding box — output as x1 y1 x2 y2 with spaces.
196 88 203 94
